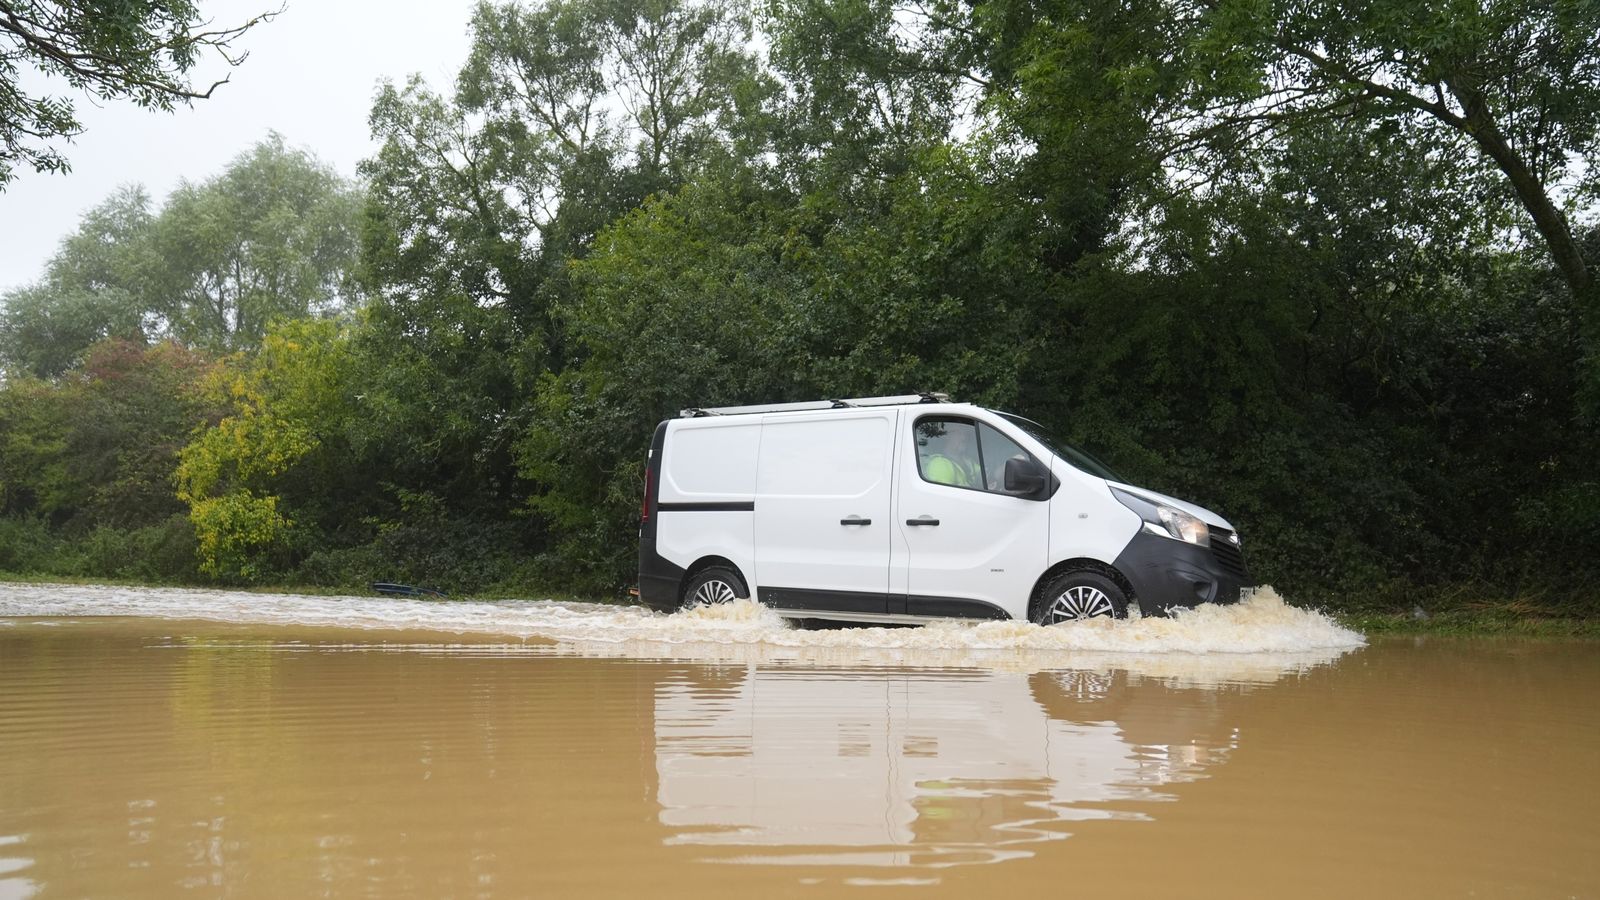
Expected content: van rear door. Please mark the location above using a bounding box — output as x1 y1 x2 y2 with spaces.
754 409 898 614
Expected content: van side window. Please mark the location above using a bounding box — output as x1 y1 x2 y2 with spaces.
915 419 983 489
978 423 1031 493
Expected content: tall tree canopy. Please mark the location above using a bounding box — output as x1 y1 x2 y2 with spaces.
0 0 275 186
959 0 1600 364
0 134 360 376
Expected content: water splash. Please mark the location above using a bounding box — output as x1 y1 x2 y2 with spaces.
0 581 1362 679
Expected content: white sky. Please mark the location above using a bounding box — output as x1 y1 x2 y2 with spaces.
0 0 482 292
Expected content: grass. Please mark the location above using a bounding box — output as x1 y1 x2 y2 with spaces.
1338 608 1600 638
1328 588 1600 638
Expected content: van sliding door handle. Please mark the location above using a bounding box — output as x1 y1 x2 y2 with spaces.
905 516 940 526
839 516 872 526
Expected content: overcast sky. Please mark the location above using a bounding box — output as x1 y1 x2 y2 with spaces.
0 0 482 292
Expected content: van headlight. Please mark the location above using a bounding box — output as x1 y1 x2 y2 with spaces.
1110 487 1210 547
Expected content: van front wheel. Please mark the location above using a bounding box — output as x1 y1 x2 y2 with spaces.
1034 571 1128 625
681 566 749 610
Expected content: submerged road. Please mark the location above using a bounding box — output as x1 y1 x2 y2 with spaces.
0 583 1593 898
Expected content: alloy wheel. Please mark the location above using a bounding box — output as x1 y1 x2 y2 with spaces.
689 578 739 607
1046 585 1114 623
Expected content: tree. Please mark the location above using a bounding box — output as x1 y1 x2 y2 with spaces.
0 186 156 377
175 318 355 579
460 0 767 189
353 0 771 553
0 134 359 375
361 0 769 346
960 0 1600 338
0 338 218 530
0 375 71 518
65 340 219 527
151 134 360 351
1182 0 1600 306
0 0 276 186
761 0 975 186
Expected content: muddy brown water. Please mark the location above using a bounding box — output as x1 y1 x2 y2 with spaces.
0 584 1596 898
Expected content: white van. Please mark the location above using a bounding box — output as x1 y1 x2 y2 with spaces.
637 394 1250 624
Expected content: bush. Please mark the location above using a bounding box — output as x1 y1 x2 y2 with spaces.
73 516 201 582
0 518 61 574
289 518 544 595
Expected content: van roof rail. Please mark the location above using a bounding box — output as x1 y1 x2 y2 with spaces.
679 393 953 418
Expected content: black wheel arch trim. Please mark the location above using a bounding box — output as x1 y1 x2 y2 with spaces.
684 557 750 597
1029 558 1134 621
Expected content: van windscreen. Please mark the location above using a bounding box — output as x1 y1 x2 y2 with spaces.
996 413 1125 482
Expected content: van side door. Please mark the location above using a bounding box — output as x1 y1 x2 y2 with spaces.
753 409 898 614
893 415 1050 620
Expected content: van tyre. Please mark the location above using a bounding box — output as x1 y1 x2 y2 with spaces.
1034 570 1128 625
681 566 748 610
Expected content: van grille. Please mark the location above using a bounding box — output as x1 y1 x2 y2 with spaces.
1209 529 1248 579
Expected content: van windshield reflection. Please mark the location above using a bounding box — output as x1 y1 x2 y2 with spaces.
997 413 1124 482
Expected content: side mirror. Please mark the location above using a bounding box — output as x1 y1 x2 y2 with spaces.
1003 456 1048 496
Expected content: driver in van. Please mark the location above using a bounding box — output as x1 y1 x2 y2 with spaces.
921 423 982 489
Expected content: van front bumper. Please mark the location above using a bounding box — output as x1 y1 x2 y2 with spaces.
1112 530 1252 616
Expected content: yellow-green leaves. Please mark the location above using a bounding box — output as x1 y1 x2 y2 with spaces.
175 319 352 578
184 492 292 580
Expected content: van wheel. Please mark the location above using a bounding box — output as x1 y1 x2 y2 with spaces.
681 566 748 610
1034 571 1128 625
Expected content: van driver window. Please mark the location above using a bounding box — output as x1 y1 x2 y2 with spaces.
915 419 983 489
978 423 1031 492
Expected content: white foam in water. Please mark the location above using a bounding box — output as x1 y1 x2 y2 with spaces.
0 581 1361 660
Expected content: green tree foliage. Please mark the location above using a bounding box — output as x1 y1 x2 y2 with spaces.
0 0 275 186
1190 0 1600 303
344 0 772 588
0 339 218 527
3 0 1598 616
361 0 769 360
175 319 355 578
761 0 971 182
0 376 72 519
0 186 156 377
0 339 219 579
151 135 360 351
963 0 1600 370
0 135 360 376
63 340 219 527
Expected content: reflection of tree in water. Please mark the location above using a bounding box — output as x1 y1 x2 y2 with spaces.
1 623 673 897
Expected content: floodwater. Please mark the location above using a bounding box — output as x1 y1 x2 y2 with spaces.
0 584 1595 898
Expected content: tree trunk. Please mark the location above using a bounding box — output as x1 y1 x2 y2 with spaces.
1448 81 1595 307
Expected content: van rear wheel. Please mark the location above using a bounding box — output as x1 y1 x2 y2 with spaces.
1034 571 1128 625
681 566 748 610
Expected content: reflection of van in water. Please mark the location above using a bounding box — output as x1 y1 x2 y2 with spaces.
638 394 1251 624
654 666 1239 867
